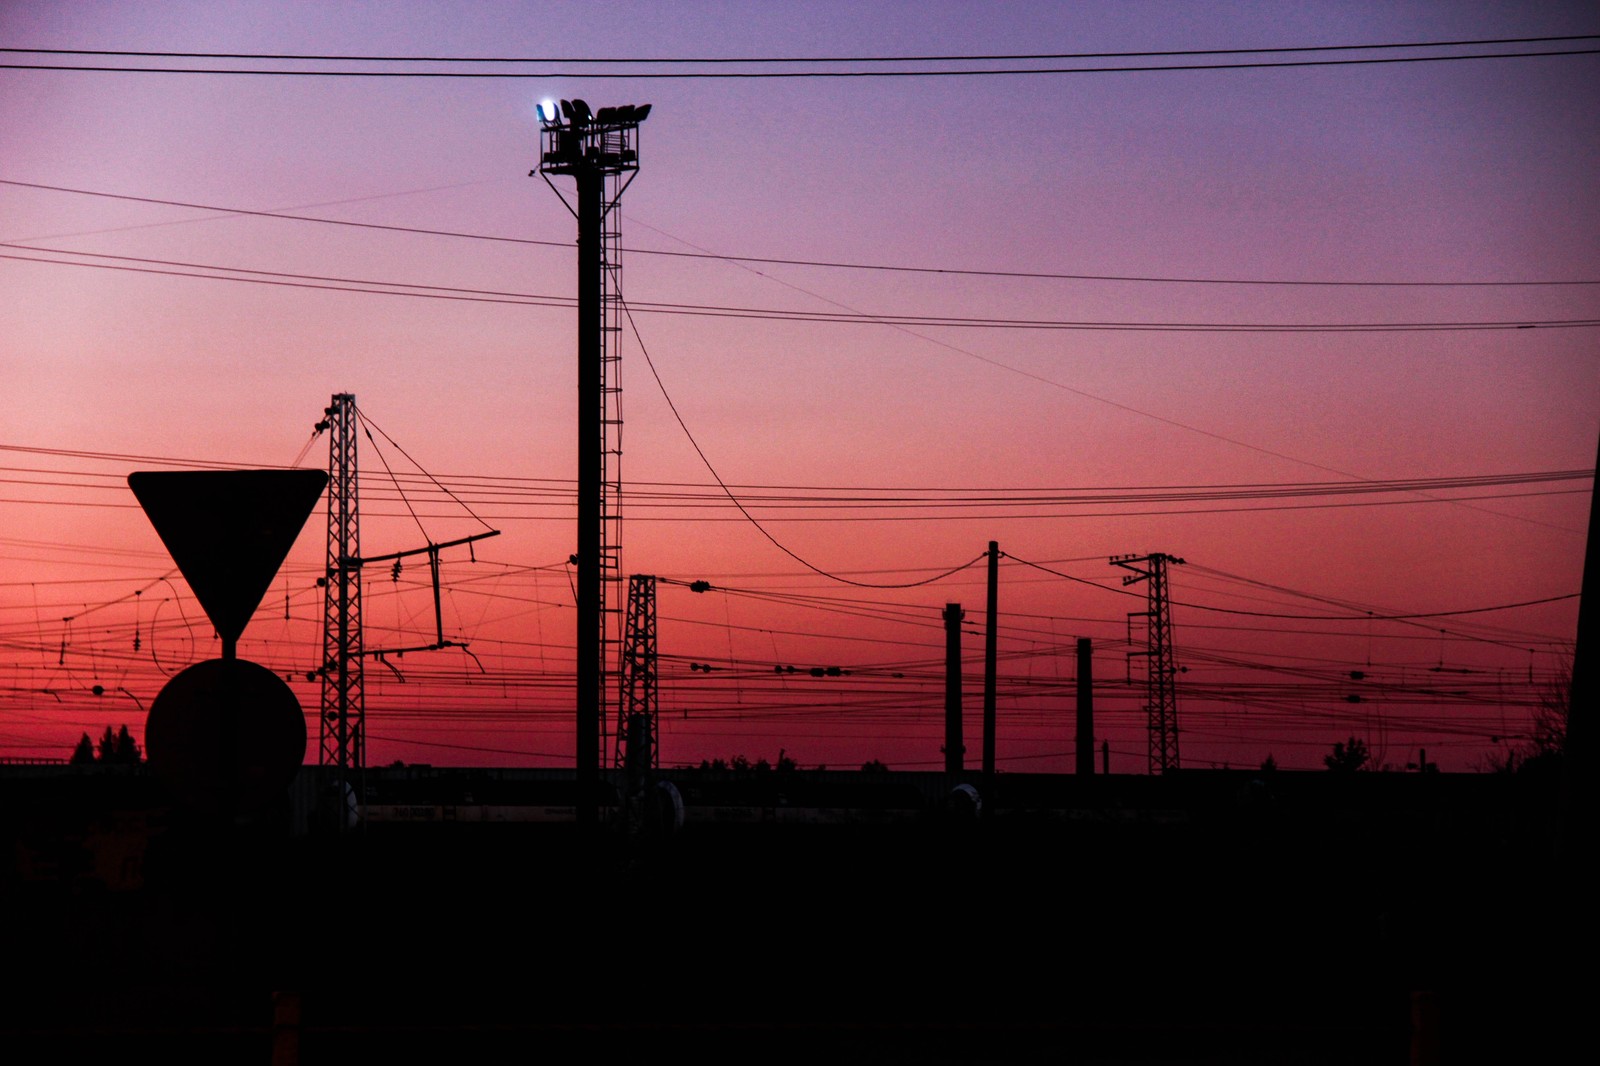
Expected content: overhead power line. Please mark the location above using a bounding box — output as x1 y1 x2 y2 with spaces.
4 40 1596 77
4 453 1586 508
8 245 1595 334
614 275 988 590
3 445 1587 500
7 179 1595 288
1171 592 1580 621
5 36 1593 64
1005 551 1579 624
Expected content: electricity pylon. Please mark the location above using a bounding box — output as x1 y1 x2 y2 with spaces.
619 574 659 770
319 393 363 774
1112 553 1184 774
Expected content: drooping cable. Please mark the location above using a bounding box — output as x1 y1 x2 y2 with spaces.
611 273 983 589
8 180 1596 288
353 405 495 531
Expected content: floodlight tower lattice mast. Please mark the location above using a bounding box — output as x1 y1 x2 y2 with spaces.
537 99 651 820
1112 553 1184 774
319 393 364 774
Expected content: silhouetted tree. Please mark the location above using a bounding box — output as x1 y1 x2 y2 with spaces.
1258 754 1278 773
695 753 797 772
1530 649 1570 761
70 732 96 765
88 724 142 764
1479 648 1569 774
112 724 141 764
860 759 889 773
1323 736 1370 773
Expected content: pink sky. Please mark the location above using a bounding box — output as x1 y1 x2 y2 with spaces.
2 2 1595 771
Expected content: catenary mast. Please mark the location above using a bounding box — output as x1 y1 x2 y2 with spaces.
319 393 364 778
1113 553 1185 774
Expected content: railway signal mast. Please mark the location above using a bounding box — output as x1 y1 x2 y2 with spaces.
536 99 652 824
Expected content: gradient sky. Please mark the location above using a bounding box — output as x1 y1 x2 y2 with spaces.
2 2 1596 772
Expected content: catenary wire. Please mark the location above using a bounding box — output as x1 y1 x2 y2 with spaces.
5 46 1597 77
6 36 1593 63
9 245 1593 333
6 179 1595 288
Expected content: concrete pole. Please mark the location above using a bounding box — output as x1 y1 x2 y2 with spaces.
944 603 964 773
1076 638 1094 775
983 542 998 785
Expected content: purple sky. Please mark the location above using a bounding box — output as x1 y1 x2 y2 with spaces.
2 2 1596 771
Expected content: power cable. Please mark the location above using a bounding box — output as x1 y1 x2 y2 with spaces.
353 406 495 531
7 179 1595 288
13 243 1593 332
1006 551 1578 622
1006 553 1152 600
591 226 1593 535
6 36 1593 64
613 273 984 589
11 243 1584 532
5 46 1596 77
354 410 430 544
4 446 1585 502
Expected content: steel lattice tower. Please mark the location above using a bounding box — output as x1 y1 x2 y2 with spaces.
619 574 659 769
1112 553 1184 774
537 99 651 821
320 393 364 773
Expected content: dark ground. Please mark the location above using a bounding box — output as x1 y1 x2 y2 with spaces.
1 766 1578 1063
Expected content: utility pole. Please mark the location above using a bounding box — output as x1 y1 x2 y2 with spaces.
319 393 363 780
944 603 965 773
983 542 999 788
1112 553 1185 775
537 99 652 826
1076 638 1094 775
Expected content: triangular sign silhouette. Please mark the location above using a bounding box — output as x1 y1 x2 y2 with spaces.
129 469 328 645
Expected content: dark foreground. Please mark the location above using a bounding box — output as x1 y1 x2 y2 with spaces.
2 766 1577 1063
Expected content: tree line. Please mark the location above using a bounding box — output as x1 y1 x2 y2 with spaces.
70 725 142 765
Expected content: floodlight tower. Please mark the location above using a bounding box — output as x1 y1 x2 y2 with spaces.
1112 553 1184 774
536 98 652 822
319 393 364 774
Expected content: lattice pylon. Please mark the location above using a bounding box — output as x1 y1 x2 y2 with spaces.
319 393 364 773
1112 553 1184 774
618 574 659 769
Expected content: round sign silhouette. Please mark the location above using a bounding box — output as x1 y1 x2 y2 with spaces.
146 657 306 816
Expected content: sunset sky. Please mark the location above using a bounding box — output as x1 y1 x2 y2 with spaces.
2 2 1595 773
